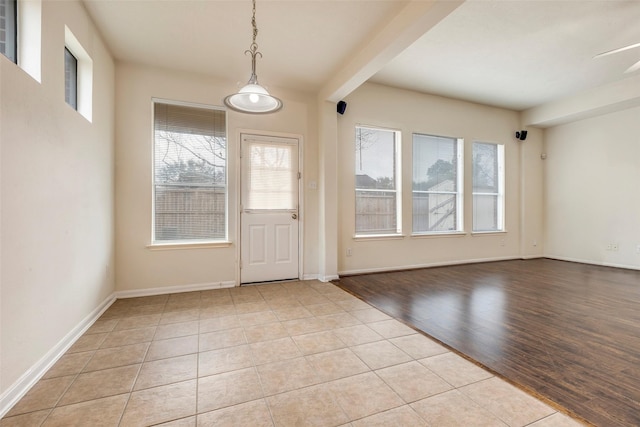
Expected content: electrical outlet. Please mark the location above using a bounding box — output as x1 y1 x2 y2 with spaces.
500 239 505 247
346 248 352 257
612 243 619 252
606 243 612 251
532 240 537 247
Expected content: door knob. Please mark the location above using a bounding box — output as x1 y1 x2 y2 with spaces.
292 213 298 219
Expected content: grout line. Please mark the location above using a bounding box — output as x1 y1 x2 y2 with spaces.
194 299 202 421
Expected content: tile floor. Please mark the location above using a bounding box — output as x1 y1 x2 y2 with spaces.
1 280 584 426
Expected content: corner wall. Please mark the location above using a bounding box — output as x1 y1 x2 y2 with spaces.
337 83 544 274
544 106 640 270
0 0 115 403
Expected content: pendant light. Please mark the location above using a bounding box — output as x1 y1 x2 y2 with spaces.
224 0 283 114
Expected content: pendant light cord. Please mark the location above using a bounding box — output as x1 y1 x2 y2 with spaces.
251 0 258 51
245 0 261 83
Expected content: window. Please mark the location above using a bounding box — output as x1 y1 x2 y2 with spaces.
0 0 17 63
412 134 463 234
472 142 505 232
0 0 41 80
355 126 401 236
64 26 92 120
243 138 298 211
153 100 227 243
64 47 77 109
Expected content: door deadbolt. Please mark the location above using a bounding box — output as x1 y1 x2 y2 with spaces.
292 213 298 219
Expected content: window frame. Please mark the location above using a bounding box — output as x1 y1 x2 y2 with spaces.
0 0 17 63
411 133 464 235
151 98 229 246
472 141 505 233
354 125 402 238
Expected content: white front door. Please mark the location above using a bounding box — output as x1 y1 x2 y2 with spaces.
240 134 300 284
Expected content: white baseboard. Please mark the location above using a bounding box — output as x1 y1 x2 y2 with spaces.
115 280 236 299
304 273 340 282
544 255 640 271
318 274 340 282
301 272 340 282
520 255 545 260
0 280 241 418
338 256 521 276
0 293 116 419
337 255 637 278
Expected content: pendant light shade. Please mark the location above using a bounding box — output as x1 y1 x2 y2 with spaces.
224 83 282 114
224 0 283 114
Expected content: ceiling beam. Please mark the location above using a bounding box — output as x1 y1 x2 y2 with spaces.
318 0 465 103
522 74 640 128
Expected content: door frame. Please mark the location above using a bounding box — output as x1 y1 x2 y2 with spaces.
235 129 304 286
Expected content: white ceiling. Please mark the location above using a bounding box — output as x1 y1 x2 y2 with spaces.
83 0 640 112
372 0 640 111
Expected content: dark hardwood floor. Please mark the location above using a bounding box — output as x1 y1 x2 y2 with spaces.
335 258 640 427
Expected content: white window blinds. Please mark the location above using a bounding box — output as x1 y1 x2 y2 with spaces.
153 101 227 242
244 140 297 210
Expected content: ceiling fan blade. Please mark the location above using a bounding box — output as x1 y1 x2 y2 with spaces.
594 42 640 58
625 59 640 73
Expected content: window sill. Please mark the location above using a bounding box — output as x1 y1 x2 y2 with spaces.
471 230 507 236
147 241 232 250
353 234 405 241
411 231 467 239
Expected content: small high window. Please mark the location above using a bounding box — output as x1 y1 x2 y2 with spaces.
0 0 17 63
64 47 77 109
64 26 92 120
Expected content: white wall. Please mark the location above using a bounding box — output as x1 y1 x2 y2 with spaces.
0 0 115 399
337 83 544 274
520 126 545 258
115 63 320 292
544 106 640 269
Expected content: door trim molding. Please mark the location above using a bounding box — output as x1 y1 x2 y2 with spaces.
235 129 304 286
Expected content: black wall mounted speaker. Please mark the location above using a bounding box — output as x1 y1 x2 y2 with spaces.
516 130 528 141
337 101 347 115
